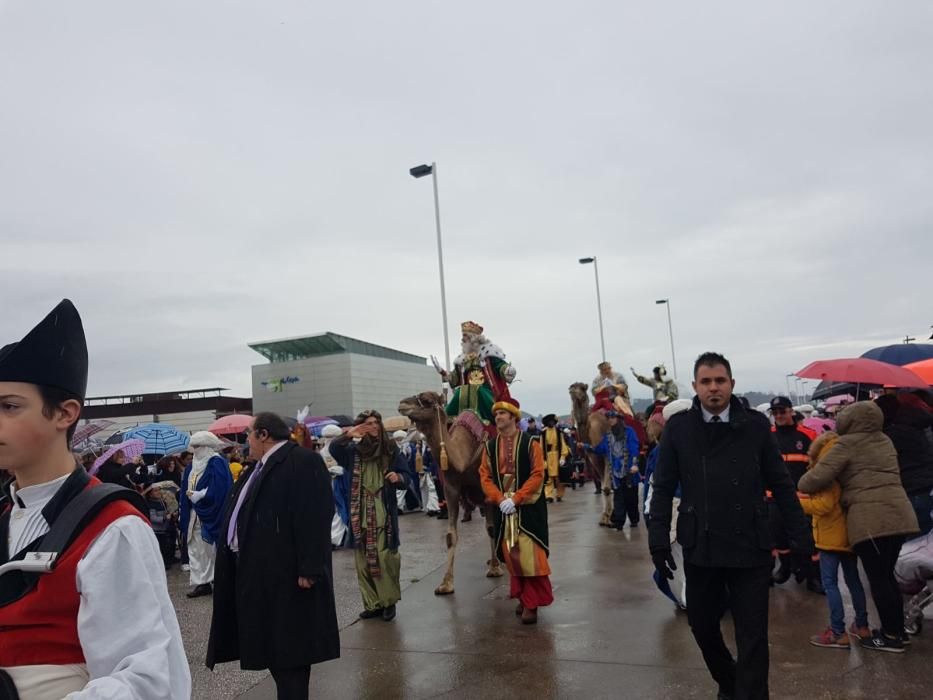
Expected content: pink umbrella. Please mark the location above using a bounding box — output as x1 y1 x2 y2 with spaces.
90 439 146 476
802 417 836 434
208 414 253 435
824 394 855 407
73 420 115 446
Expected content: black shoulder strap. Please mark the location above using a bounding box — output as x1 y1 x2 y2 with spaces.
41 484 148 560
0 483 147 607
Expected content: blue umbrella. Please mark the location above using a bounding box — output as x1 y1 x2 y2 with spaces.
123 423 190 456
861 344 933 366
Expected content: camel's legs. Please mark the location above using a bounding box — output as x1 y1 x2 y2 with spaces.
485 509 503 578
600 459 613 525
435 483 459 595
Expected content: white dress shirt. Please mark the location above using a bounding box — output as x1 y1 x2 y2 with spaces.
701 404 731 423
3 475 191 700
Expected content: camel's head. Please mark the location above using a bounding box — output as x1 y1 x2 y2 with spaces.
569 382 589 403
398 391 445 425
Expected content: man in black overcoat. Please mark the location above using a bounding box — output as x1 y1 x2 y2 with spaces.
207 412 339 700
648 353 812 700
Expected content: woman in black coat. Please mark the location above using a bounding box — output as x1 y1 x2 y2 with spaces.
206 420 339 694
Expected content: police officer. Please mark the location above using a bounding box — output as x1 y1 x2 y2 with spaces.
768 396 821 591
649 353 812 700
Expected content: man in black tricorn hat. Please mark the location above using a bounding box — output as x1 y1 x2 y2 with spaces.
0 300 190 698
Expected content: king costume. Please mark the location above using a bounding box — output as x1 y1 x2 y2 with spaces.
479 399 553 624
445 321 516 424
0 300 190 699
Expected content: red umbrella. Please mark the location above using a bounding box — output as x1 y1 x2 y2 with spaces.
795 358 927 388
904 359 933 386
208 414 253 435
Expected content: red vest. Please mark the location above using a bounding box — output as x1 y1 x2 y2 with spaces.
0 497 144 666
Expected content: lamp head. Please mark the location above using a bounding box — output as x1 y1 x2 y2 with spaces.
409 164 433 178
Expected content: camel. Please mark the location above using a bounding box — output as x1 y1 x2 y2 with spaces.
569 381 614 526
397 391 503 595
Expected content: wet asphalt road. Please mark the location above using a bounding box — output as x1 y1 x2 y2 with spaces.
169 486 933 699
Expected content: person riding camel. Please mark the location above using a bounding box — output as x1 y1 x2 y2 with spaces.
438 321 516 425
591 361 632 416
632 364 679 416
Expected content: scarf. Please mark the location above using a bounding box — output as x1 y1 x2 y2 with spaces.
349 445 395 578
190 446 218 489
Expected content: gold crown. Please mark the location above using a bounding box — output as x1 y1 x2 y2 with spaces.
461 321 484 335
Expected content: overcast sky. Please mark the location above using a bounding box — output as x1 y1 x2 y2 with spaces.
1 1 931 415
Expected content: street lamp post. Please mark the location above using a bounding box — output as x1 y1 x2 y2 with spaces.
579 256 606 362
655 298 678 380
410 162 451 372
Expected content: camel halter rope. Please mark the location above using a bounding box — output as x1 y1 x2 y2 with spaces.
434 402 450 471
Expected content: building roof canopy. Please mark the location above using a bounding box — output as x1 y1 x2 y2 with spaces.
249 332 426 365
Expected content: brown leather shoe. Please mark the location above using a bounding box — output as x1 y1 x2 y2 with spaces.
521 607 538 625
515 602 523 616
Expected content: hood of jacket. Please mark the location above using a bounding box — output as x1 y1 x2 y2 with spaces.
836 401 883 436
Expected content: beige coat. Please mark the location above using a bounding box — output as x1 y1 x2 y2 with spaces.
798 401 918 547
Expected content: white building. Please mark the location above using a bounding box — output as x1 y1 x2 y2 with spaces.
249 332 441 420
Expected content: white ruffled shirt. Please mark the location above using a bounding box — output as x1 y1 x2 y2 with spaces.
3 476 191 699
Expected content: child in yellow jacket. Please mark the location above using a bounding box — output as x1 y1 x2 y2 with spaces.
798 432 871 648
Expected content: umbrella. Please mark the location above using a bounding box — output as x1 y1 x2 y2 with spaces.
123 423 190 456
73 420 115 447
823 394 855 407
208 414 253 436
795 358 927 388
305 417 339 437
861 343 933 366
802 417 836 434
90 439 146 476
904 359 933 386
104 430 128 445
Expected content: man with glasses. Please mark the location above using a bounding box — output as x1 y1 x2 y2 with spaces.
207 413 339 700
768 396 820 591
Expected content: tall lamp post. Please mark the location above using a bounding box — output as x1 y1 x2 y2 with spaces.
410 162 451 372
579 256 606 362
655 298 678 380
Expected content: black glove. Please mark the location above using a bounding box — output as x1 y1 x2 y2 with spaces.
789 540 815 577
652 549 677 580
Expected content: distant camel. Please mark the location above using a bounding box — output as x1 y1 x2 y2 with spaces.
398 392 503 595
569 381 613 526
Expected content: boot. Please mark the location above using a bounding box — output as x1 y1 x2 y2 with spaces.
186 583 213 598
382 604 397 622
521 607 538 625
772 553 792 585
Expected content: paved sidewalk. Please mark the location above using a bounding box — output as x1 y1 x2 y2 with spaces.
172 488 933 699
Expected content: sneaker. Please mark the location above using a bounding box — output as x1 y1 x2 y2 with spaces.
180 564 191 572
848 624 871 641
809 628 849 648
860 630 904 654
900 632 912 647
